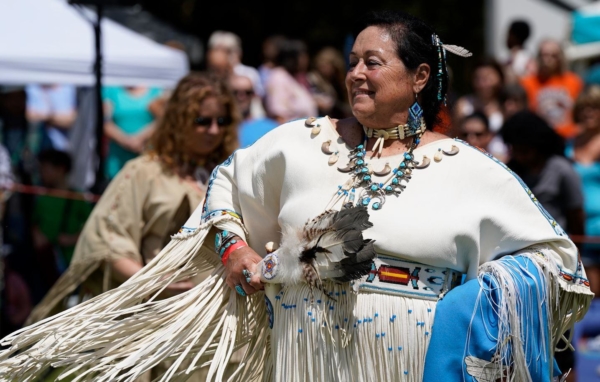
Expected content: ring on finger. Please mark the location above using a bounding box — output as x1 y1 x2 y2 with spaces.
235 284 247 297
242 269 253 284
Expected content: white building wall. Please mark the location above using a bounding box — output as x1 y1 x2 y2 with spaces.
485 0 585 63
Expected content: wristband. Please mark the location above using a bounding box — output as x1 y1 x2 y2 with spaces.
221 240 248 266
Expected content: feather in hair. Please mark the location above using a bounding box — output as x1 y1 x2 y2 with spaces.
442 44 473 57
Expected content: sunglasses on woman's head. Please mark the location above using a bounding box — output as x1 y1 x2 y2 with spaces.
194 116 232 127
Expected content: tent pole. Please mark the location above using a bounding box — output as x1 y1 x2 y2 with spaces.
92 3 105 193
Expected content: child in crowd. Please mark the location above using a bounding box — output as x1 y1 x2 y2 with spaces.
31 149 93 298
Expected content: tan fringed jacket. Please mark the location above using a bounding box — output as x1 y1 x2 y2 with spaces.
26 154 205 325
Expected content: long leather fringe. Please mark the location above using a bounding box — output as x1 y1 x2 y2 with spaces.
0 216 267 382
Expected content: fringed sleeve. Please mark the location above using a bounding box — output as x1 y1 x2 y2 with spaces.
0 214 269 382
0 119 301 381
0 144 281 381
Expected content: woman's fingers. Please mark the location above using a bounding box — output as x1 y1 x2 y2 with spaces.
224 246 265 296
240 279 257 295
245 262 264 290
249 275 264 290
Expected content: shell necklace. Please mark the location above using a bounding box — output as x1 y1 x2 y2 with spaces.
325 118 426 211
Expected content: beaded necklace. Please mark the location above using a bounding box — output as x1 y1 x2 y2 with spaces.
326 119 425 211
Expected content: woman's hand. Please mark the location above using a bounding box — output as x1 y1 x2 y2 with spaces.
122 135 145 153
225 245 264 296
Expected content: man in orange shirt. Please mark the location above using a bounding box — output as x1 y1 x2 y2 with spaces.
520 39 583 139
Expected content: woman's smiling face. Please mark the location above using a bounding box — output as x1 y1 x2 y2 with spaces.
345 26 417 128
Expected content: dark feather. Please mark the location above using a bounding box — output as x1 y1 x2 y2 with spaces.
318 229 363 254
333 260 374 282
342 240 376 265
334 240 377 282
298 206 377 290
332 206 373 232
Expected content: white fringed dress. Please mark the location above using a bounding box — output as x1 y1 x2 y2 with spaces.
0 116 592 382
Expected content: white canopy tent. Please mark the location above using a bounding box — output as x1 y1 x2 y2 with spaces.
0 0 189 87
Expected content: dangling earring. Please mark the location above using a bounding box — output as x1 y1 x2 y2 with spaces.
408 93 423 132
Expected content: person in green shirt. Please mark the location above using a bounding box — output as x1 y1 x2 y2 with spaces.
31 149 93 291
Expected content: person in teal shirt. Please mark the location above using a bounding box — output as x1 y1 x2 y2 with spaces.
102 85 164 180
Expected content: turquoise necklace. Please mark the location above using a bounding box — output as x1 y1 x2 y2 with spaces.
327 119 425 211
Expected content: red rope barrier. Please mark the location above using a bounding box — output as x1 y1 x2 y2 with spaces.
8 183 101 202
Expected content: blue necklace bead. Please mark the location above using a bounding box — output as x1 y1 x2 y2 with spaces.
335 134 421 211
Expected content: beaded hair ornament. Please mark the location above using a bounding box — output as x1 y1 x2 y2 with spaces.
431 33 472 104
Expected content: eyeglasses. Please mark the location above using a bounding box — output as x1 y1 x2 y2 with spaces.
233 89 254 97
194 116 232 127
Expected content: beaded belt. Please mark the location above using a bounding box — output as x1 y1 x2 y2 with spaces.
351 255 465 301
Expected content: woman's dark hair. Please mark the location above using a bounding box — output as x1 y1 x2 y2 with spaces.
274 39 308 76
499 110 565 158
461 111 490 132
352 10 450 129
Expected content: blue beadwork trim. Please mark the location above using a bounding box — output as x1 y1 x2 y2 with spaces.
201 209 242 224
265 295 274 329
178 226 196 234
456 139 567 237
201 152 236 216
534 251 591 288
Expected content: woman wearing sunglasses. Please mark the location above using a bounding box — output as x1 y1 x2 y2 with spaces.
24 71 240 382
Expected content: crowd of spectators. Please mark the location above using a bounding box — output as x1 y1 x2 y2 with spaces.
1 19 600 379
